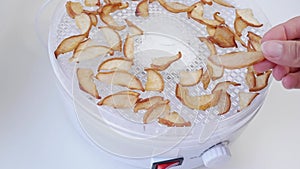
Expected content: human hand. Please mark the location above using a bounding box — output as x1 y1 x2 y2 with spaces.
254 16 300 89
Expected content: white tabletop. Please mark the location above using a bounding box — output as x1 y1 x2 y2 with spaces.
0 0 299 169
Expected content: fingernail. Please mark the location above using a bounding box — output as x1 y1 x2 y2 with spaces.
261 41 283 59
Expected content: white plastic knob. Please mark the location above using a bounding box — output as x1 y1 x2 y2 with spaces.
201 144 231 168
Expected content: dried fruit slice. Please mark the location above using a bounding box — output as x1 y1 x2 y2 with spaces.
66 1 84 19
70 45 114 62
193 17 222 27
74 38 101 53
238 92 259 111
247 42 256 52
234 17 248 37
206 25 216 36
158 0 194 13
96 71 144 91
207 60 224 81
179 69 203 87
104 0 122 4
89 13 98 26
213 12 225 24
175 84 221 111
249 70 271 92
212 81 241 93
125 19 144 36
99 14 126 31
199 37 217 56
199 38 224 81
145 68 165 92
201 0 213 5
208 25 237 48
123 34 134 60
185 90 221 111
77 68 101 99
143 100 170 124
134 96 164 112
188 2 204 19
99 3 129 31
101 2 129 14
236 9 263 27
245 66 256 89
75 13 92 35
99 26 122 51
151 52 182 71
135 0 149 17
208 51 265 69
188 2 221 27
212 81 240 115
84 0 100 7
97 57 133 72
247 31 262 51
212 0 234 8
216 91 231 115
158 112 191 127
83 9 99 15
201 70 211 90
54 34 86 58
97 91 140 109
227 26 247 47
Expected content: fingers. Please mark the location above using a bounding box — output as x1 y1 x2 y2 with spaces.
258 16 300 89
254 60 276 73
272 65 289 81
282 71 300 89
262 16 300 42
261 40 300 67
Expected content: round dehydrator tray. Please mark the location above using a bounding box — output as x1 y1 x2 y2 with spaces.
48 0 271 158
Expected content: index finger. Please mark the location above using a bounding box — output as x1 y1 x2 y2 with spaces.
262 16 300 42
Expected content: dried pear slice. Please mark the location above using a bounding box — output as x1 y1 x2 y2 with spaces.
84 0 100 7
208 25 237 48
70 45 114 62
75 13 92 35
249 70 272 92
145 68 165 92
208 51 265 69
123 34 134 60
151 52 182 71
77 68 101 99
179 69 203 87
238 92 259 111
96 71 144 91
54 34 86 58
99 26 122 51
98 57 133 72
212 81 241 93
134 96 164 112
175 84 221 111
66 1 84 19
125 19 144 36
97 91 140 109
143 100 170 124
158 0 194 13
135 0 149 17
236 9 263 27
213 0 234 8
247 31 262 51
158 112 191 127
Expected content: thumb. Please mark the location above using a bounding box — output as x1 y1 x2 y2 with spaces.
261 40 300 67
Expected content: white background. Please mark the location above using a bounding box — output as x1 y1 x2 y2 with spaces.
0 0 299 169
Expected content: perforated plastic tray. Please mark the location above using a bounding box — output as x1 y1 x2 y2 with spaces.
48 0 271 158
